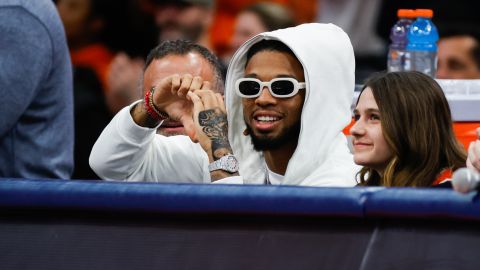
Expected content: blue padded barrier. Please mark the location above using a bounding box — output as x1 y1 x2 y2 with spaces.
1 178 480 220
2 178 480 270
0 178 370 217
365 188 480 220
0 179 480 219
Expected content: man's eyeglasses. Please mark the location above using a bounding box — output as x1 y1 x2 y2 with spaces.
235 78 306 98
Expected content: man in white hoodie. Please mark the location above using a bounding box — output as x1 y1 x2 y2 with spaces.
189 23 359 185
90 23 359 186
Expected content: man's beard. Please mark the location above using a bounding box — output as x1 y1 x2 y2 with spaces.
244 120 301 151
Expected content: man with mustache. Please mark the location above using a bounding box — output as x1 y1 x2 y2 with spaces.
90 40 224 182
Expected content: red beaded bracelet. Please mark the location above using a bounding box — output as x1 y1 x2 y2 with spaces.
144 87 169 121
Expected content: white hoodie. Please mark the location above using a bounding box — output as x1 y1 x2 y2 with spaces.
225 23 360 186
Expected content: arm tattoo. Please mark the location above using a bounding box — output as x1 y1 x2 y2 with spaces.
198 108 232 160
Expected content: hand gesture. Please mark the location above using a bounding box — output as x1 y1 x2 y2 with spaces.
151 74 212 139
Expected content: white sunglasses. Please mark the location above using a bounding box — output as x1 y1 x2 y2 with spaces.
235 78 306 98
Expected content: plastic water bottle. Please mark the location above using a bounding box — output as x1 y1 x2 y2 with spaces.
406 9 439 77
387 9 416 72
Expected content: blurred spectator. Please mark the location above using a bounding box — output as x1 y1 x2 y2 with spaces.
56 0 156 179
56 0 115 179
56 0 116 90
104 52 144 114
152 0 214 50
210 0 316 56
436 26 480 79
223 2 295 63
105 0 158 114
105 0 215 116
0 0 74 179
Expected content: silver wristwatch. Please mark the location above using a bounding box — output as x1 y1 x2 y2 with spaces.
208 154 239 173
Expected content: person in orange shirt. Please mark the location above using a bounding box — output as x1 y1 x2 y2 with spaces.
350 71 466 187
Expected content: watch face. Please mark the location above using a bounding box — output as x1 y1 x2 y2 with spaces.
224 156 239 172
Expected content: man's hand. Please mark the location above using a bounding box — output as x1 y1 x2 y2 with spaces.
467 127 480 173
153 74 212 139
131 73 211 134
187 90 238 181
187 90 231 162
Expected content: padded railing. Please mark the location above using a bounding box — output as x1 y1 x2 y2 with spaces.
1 178 480 270
0 178 479 219
0 178 369 216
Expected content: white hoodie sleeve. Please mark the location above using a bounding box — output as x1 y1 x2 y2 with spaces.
89 101 210 183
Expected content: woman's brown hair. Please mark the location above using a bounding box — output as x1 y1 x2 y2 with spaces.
357 71 467 187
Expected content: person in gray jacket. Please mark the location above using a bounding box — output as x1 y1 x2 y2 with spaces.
0 0 74 179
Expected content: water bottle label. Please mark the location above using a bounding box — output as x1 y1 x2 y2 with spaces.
405 16 439 76
411 51 437 77
388 49 406 72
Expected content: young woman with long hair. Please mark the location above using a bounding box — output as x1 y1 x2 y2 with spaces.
350 71 467 187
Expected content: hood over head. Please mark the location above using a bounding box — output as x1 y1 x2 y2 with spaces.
225 23 359 186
